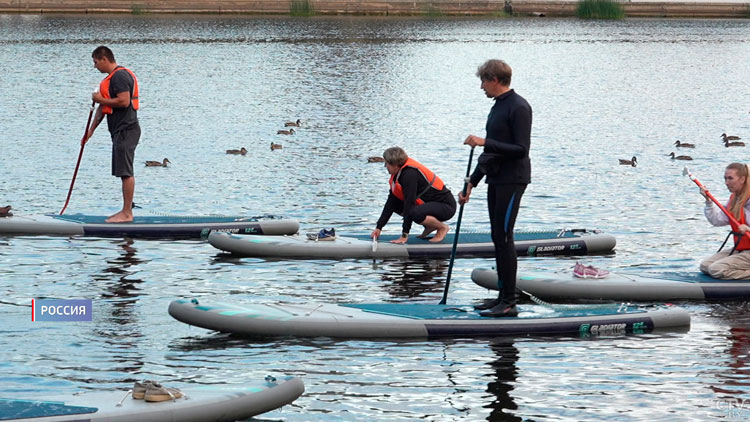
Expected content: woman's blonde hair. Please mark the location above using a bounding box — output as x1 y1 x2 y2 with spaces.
727 162 750 220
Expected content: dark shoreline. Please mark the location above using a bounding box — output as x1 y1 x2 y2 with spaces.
0 1 748 18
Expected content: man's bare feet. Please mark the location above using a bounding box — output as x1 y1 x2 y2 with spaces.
105 211 133 223
429 224 449 243
416 227 436 239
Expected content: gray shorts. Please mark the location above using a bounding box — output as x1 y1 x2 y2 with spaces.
111 125 140 177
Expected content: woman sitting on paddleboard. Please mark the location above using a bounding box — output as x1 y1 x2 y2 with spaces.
700 162 750 279
371 147 456 244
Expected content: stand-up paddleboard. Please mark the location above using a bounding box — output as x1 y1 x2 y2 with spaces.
0 376 303 422
168 298 689 338
208 228 616 259
472 267 750 301
0 214 299 239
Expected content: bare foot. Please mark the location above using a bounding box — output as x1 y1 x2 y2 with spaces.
429 224 449 243
416 227 436 239
105 211 133 223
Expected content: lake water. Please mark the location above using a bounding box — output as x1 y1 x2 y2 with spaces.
1 14 750 421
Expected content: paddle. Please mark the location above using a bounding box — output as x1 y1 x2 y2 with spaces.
439 146 475 305
59 101 96 215
683 166 750 240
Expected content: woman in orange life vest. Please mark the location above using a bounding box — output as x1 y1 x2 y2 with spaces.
371 147 457 245
700 163 750 279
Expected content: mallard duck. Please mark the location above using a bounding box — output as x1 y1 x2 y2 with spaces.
145 158 170 167
284 119 301 127
668 152 693 160
270 142 283 150
226 147 248 155
277 128 295 135
721 133 741 141
724 139 745 147
367 156 385 163
618 156 637 166
0 205 12 217
674 140 695 148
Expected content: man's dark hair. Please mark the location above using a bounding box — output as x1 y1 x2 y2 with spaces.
92 46 115 62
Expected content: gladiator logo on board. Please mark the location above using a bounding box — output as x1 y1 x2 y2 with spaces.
527 244 569 256
579 322 627 336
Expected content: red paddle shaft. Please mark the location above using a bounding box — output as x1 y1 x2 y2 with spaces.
683 166 750 240
60 101 95 215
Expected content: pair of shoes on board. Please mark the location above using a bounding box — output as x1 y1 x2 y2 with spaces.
132 380 183 402
306 228 336 241
573 262 610 279
0 205 12 217
479 300 518 318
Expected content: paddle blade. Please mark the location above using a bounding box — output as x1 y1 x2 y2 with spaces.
682 166 690 177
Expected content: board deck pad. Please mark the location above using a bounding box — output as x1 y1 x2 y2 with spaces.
52 213 279 224
0 398 97 420
342 303 639 320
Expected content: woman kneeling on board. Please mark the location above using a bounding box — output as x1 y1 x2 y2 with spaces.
700 162 750 279
371 147 456 244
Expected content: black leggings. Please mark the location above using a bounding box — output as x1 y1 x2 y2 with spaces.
487 183 527 303
406 199 457 224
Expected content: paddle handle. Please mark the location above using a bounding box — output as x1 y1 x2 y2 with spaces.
60 101 95 215
686 171 750 240
440 146 475 305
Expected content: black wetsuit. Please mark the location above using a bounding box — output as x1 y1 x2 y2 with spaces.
376 167 456 236
469 89 532 304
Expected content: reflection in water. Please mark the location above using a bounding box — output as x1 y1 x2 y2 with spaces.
485 338 521 422
712 303 750 398
378 259 448 299
91 239 148 378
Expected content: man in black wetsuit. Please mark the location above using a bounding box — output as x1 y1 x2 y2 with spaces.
459 59 532 318
371 147 457 244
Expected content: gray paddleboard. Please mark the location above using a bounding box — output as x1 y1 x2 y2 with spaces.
208 228 616 259
472 267 750 301
0 214 299 239
0 376 303 422
168 299 689 338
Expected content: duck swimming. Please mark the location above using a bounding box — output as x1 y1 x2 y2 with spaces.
674 140 695 148
721 133 741 142
277 128 295 135
367 156 385 163
145 158 170 167
226 147 248 155
668 152 693 160
618 156 637 166
271 142 283 150
0 205 12 217
284 119 301 127
724 139 745 147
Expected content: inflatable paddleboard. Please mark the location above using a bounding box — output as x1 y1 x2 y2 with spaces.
0 376 303 422
472 267 750 301
168 298 689 338
0 214 299 239
207 228 616 259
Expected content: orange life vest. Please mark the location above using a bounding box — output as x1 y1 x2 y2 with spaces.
99 66 139 115
389 158 445 205
729 194 750 251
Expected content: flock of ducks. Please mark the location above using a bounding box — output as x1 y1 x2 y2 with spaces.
271 119 301 150
619 133 743 167
143 119 302 166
